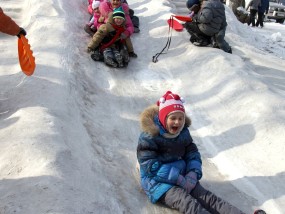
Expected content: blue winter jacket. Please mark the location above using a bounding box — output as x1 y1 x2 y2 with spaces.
258 0 269 13
137 105 202 203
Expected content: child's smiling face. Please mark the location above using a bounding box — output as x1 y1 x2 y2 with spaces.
111 0 121 8
93 7 99 13
114 18 124 26
165 112 185 135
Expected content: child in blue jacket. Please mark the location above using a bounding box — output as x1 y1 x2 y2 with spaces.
136 91 265 214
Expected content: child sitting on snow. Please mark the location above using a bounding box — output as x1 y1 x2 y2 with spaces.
84 1 103 37
87 7 137 68
137 91 267 214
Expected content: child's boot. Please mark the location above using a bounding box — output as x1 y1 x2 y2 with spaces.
254 210 266 214
103 48 118 68
114 51 124 68
121 47 129 66
84 24 96 37
104 57 118 68
129 52 137 58
91 50 103 61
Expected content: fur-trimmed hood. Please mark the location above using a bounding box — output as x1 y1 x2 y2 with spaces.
140 105 192 137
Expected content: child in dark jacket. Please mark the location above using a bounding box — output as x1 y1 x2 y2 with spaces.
87 7 137 68
137 91 251 214
184 0 232 54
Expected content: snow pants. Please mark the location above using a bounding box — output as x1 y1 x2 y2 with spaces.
159 183 245 214
103 45 129 68
184 22 231 53
256 12 264 27
213 28 232 53
184 22 211 45
248 9 257 26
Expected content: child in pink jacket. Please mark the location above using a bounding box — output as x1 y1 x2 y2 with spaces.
84 1 103 36
99 0 134 38
87 0 93 14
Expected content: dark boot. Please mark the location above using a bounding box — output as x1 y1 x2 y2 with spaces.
91 50 104 61
104 57 118 67
227 47 232 54
193 39 210 47
134 27 140 33
254 210 266 214
129 52 137 58
103 48 118 67
114 51 124 68
84 24 96 37
120 46 130 67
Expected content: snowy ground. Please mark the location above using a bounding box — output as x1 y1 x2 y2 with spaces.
0 0 285 213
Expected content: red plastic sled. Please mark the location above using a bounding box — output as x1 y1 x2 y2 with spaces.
167 19 184 31
174 15 192 22
167 15 192 31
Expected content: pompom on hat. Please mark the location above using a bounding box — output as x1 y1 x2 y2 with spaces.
157 91 185 129
112 6 125 20
92 0 100 9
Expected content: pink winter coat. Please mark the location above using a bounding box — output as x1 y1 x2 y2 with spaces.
88 12 103 30
88 0 93 14
88 0 104 15
99 1 134 37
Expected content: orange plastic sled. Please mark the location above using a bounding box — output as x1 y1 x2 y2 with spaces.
18 35 36 76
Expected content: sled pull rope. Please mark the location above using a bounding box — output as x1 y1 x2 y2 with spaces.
152 15 174 63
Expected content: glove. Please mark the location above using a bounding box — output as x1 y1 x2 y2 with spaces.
185 171 198 183
120 32 128 40
191 15 198 23
188 11 195 18
98 16 105 23
176 175 196 194
17 27 26 38
87 47 93 53
191 4 200 14
185 171 198 193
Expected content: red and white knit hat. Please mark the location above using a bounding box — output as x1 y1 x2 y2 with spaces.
157 91 185 129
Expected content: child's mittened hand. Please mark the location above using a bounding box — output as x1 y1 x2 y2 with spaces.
191 4 200 14
185 171 198 193
120 33 127 40
185 171 197 181
184 179 196 193
177 175 186 187
98 16 104 23
177 175 196 194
